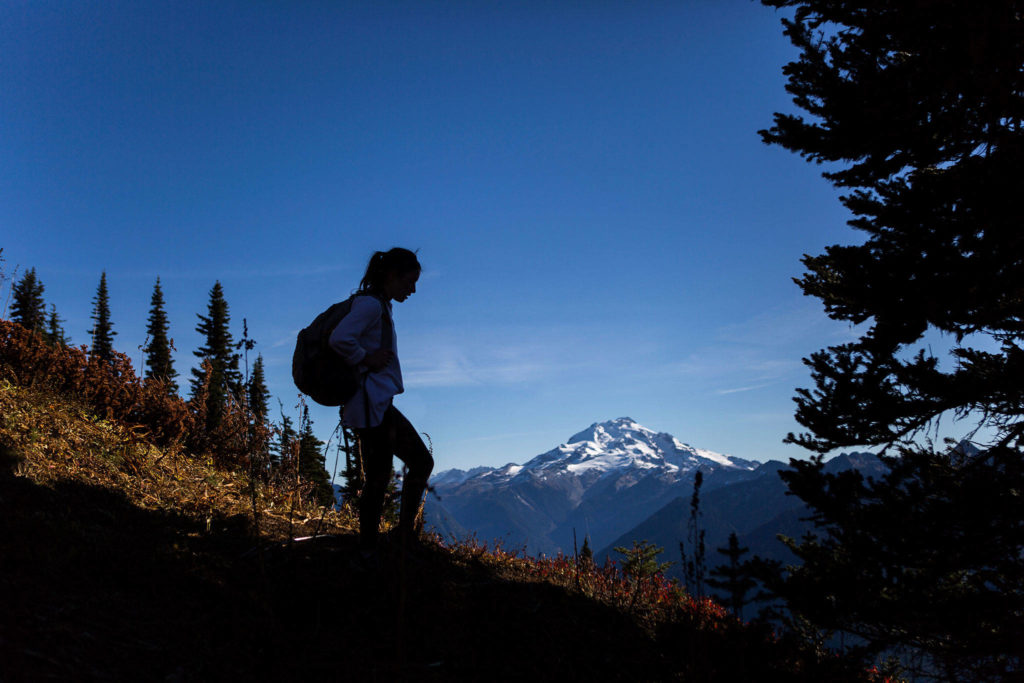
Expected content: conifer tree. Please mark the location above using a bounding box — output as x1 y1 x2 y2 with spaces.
190 281 241 431
45 304 69 346
245 355 272 471
614 540 672 582
144 277 177 393
297 406 333 505
707 532 756 620
759 1 1024 678
88 272 116 364
579 535 595 571
247 355 270 425
10 267 46 334
273 412 298 471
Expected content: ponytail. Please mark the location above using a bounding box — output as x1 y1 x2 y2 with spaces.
358 248 421 295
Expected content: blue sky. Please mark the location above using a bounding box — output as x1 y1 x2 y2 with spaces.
1 1 863 472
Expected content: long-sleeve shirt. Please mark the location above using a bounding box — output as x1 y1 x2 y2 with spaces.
328 295 403 429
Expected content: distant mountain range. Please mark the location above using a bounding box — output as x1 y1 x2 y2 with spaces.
426 417 886 574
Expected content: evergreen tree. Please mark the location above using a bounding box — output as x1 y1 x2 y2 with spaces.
45 304 69 346
247 355 270 424
706 532 756 620
88 272 116 364
759 1 1024 678
190 281 241 431
144 277 177 392
246 355 272 471
297 406 333 505
10 267 46 334
273 412 298 471
613 540 672 582
580 535 594 567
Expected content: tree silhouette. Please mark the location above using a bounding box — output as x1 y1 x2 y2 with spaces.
273 410 298 472
144 277 177 393
614 540 672 583
190 281 241 431
760 1 1024 678
247 355 270 425
45 304 69 346
88 272 116 364
579 535 594 568
706 532 756 620
10 268 46 334
679 471 706 599
297 406 332 505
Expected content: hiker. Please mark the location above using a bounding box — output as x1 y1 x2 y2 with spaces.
329 248 433 554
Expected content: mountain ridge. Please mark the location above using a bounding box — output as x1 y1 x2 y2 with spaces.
427 417 759 555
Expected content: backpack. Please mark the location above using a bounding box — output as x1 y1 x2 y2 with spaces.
291 295 392 407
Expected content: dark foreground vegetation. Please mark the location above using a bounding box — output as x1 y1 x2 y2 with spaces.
753 1 1024 680
0 324 879 682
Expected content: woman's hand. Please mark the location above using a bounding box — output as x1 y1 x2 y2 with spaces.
363 348 394 371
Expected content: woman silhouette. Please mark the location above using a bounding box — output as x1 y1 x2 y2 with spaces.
329 248 432 554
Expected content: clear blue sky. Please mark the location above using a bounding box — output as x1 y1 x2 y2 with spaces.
1 1 861 472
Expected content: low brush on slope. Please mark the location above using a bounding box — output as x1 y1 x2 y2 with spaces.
0 359 885 681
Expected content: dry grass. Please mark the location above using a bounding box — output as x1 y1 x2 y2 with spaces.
0 379 356 538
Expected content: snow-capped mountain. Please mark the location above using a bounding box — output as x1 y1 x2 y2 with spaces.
532 417 756 477
426 417 758 556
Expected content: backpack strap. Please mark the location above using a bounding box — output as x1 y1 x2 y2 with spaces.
375 294 393 353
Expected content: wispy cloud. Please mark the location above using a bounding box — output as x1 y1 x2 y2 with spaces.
714 300 862 347
663 300 855 389
453 429 554 444
715 382 773 395
667 350 801 381
270 333 299 349
400 324 629 389
403 357 552 388
402 342 568 388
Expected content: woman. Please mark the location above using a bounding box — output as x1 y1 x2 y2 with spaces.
329 248 432 553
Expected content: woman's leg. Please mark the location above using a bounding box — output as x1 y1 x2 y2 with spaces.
387 407 434 542
357 421 394 551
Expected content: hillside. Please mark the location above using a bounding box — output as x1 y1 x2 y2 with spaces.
0 363 878 681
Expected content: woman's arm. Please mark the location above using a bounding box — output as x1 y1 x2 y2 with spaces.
328 296 393 370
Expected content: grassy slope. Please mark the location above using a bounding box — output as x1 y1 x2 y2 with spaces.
0 380 873 682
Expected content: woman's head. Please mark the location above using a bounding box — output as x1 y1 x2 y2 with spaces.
358 248 421 302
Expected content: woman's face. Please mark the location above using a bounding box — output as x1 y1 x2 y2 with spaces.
384 269 419 302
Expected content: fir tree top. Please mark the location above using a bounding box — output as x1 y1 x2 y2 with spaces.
145 277 177 393
88 271 116 364
46 304 69 346
11 267 46 334
191 281 242 430
247 354 270 424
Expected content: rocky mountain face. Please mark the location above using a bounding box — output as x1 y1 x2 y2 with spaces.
425 417 759 556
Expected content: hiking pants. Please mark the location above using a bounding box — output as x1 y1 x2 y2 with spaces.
356 405 433 550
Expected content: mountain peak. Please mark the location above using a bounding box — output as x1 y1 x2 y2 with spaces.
551 417 753 476
567 417 645 445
